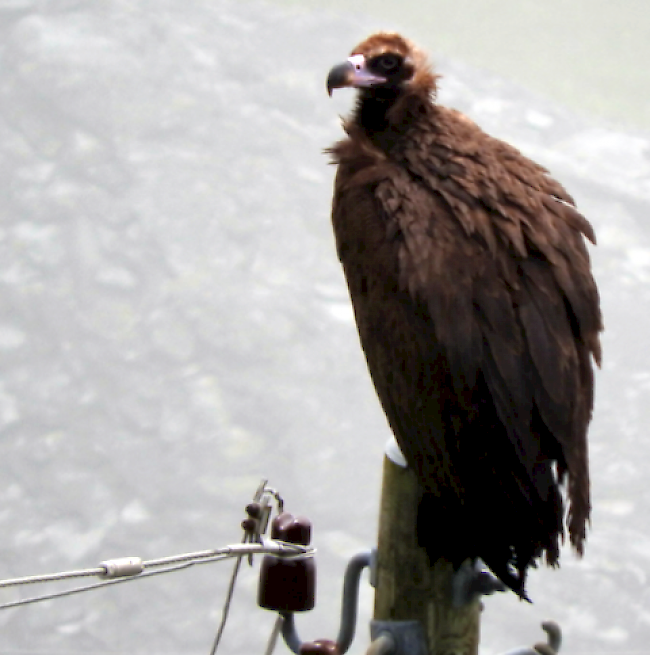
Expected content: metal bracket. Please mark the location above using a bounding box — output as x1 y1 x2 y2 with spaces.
279 549 373 655
368 620 427 655
272 542 560 655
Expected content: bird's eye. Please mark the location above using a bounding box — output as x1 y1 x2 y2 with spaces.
373 54 401 73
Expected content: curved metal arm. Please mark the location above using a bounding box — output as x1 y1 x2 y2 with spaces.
365 634 395 655
281 550 373 655
501 621 562 655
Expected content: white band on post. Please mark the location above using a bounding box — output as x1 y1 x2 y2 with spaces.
384 436 407 467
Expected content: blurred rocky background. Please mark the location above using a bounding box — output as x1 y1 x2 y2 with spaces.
0 0 648 653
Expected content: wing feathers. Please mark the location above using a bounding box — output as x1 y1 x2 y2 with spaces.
329 97 601 595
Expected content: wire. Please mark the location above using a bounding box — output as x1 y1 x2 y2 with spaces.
208 549 244 655
264 615 284 655
0 541 313 611
0 562 196 610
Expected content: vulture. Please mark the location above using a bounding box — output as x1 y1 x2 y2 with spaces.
326 32 602 597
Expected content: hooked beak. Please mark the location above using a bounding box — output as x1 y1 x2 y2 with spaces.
326 54 387 96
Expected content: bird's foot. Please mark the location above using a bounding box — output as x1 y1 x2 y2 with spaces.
451 559 506 607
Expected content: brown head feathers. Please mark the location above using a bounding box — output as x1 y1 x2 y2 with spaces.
326 33 438 117
349 32 439 97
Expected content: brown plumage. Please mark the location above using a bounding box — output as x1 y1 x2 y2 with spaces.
326 32 602 597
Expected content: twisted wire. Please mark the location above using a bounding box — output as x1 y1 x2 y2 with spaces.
0 541 313 611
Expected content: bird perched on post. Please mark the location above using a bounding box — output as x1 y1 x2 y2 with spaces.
326 32 602 597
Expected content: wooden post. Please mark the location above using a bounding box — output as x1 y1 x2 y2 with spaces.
373 455 481 655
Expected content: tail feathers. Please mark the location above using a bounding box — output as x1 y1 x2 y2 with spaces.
416 490 561 600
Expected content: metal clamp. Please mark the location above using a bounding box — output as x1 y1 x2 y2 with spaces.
99 557 144 579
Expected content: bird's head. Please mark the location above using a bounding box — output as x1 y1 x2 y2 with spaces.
326 32 437 100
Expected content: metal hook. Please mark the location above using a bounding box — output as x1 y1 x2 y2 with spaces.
500 621 562 655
